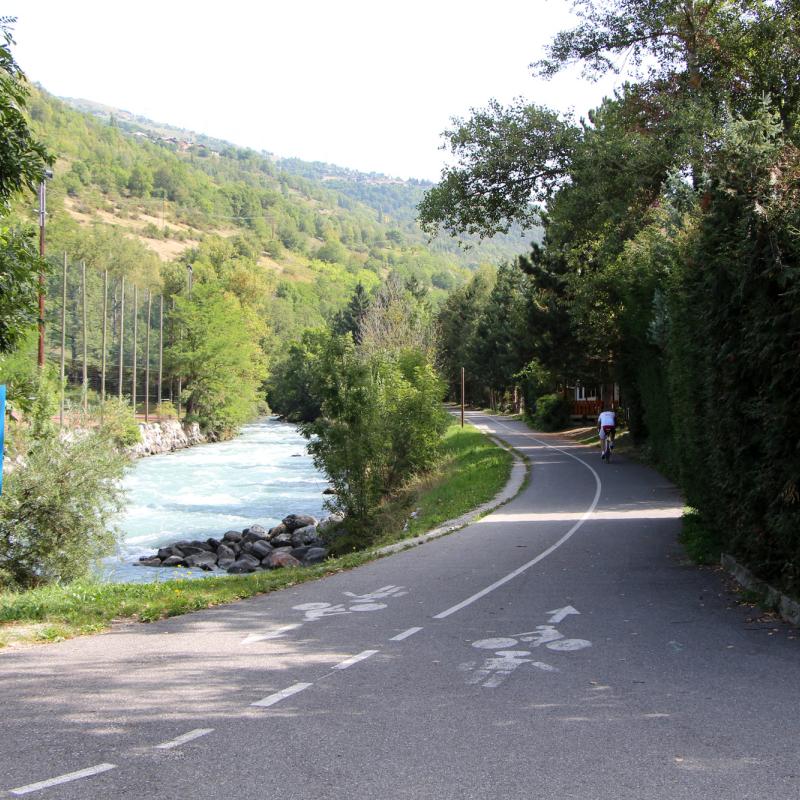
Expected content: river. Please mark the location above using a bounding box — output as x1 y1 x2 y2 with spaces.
104 417 329 582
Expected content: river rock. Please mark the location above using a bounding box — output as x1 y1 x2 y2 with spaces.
216 544 235 561
267 551 302 569
243 528 269 544
161 555 184 567
178 545 205 557
247 524 268 537
303 547 328 565
251 540 274 560
318 513 344 533
174 540 193 551
158 546 182 560
271 532 294 547
291 524 319 547
184 552 218 570
323 487 336 495
206 537 222 550
134 557 162 567
223 530 243 543
227 554 261 574
190 540 213 551
218 558 234 571
268 523 287 537
282 514 318 531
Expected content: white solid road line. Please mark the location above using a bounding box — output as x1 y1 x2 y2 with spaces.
154 728 215 750
434 417 602 620
332 650 379 670
9 763 117 795
390 627 423 641
251 682 314 708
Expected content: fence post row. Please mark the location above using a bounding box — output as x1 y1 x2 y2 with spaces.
52 260 173 418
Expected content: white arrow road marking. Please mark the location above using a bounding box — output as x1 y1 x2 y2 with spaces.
546 605 581 624
9 764 117 795
251 683 313 708
390 627 423 641
241 624 303 644
332 650 379 670
155 728 214 750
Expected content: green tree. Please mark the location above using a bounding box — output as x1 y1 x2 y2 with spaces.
0 17 54 353
166 282 267 435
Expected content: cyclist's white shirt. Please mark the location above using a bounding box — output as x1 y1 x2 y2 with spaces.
598 411 616 436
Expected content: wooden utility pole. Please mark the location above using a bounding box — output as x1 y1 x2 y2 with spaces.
158 295 163 409
59 253 66 425
145 290 151 422
101 270 108 401
118 276 125 400
461 367 465 427
132 284 138 412
81 261 87 408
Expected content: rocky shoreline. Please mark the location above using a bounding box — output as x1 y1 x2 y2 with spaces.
133 512 343 573
128 420 208 458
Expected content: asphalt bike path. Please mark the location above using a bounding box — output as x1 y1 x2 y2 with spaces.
1 412 799 798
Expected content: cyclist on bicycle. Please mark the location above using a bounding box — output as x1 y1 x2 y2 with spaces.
597 405 616 459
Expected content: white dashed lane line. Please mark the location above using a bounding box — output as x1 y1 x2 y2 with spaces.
9 763 117 796
154 728 214 750
332 649 379 670
251 682 314 708
390 627 423 641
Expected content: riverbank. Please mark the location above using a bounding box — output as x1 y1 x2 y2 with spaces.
0 419 515 649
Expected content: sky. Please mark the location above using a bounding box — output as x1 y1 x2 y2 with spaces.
11 0 624 182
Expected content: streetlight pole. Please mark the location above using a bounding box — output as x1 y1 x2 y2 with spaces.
37 169 54 367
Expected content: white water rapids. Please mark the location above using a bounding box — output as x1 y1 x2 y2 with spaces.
104 417 329 582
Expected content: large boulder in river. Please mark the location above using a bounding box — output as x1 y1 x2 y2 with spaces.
267 551 302 569
251 540 274 560
184 552 218 570
216 544 236 561
291 524 319 547
271 531 294 547
222 530 243 543
227 554 261 574
303 547 328 565
243 528 269 544
318 513 344 533
282 514 318 531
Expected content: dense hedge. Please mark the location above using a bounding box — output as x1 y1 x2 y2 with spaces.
669 117 800 591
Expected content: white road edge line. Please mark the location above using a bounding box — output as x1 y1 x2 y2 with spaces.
251 682 313 707
9 763 117 795
154 728 214 750
390 627 423 641
333 650 379 670
434 418 602 620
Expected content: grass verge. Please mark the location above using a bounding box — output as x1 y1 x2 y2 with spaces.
0 418 514 649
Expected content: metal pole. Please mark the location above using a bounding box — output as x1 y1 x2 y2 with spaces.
59 252 66 425
38 180 46 367
132 284 138 413
461 367 465 428
158 295 163 409
81 261 87 408
145 290 151 423
101 270 107 401
118 276 125 400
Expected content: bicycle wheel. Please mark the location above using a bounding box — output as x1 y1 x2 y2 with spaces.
605 440 611 463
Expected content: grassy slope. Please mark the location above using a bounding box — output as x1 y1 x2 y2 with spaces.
0 421 513 649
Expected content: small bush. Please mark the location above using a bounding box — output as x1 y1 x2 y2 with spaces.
531 393 570 431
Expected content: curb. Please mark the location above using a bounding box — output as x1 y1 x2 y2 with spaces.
721 553 800 627
372 437 528 557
